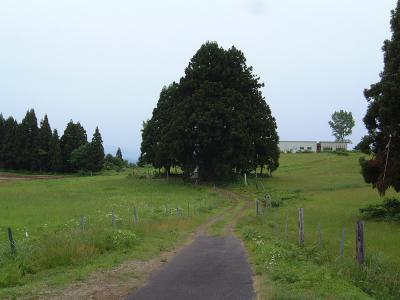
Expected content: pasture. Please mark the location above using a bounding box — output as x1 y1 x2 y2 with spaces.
0 171 230 298
232 152 400 299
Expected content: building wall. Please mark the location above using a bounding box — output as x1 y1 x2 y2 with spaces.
279 141 317 153
319 142 348 152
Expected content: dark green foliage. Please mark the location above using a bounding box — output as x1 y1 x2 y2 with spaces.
0 110 103 173
116 147 123 160
104 152 128 171
68 127 105 173
360 1 400 195
70 143 91 172
140 42 279 180
328 110 355 142
89 127 104 172
38 115 52 171
60 121 87 172
0 117 18 169
49 129 63 172
17 109 40 170
360 198 400 221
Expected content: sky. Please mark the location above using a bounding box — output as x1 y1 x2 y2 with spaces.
0 0 397 161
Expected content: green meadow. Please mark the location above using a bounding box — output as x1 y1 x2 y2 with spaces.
231 152 400 299
0 171 230 298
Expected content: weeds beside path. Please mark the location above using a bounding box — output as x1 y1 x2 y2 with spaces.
39 190 243 300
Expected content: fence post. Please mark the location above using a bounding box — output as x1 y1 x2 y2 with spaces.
298 208 304 247
112 210 116 227
285 214 288 240
7 228 16 255
134 206 139 224
244 173 247 186
356 221 365 265
255 199 260 216
340 226 346 257
317 223 323 249
80 215 85 230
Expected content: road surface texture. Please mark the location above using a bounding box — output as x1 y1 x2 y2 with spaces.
125 232 255 300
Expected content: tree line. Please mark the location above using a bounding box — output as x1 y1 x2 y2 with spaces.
0 109 115 173
140 42 280 180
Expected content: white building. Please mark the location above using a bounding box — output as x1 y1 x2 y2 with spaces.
278 141 317 153
279 141 349 153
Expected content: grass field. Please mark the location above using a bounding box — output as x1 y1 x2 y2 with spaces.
0 171 231 298
230 152 400 299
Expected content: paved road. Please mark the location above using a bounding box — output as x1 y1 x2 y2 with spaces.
125 234 255 300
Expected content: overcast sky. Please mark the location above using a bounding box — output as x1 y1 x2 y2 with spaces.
0 0 396 160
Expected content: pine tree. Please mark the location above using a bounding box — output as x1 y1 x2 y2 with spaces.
360 1 400 194
0 114 5 167
116 147 123 161
38 115 52 171
18 109 40 170
49 129 63 172
89 127 104 172
140 42 279 180
60 120 87 172
1 117 19 169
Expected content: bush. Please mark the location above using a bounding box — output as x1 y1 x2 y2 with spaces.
360 198 400 221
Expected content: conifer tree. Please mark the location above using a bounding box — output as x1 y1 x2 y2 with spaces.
38 115 52 171
1 117 18 169
18 109 40 170
116 147 123 161
89 127 104 172
360 1 400 194
60 121 87 172
0 114 4 166
49 129 63 172
0 117 18 169
140 42 279 180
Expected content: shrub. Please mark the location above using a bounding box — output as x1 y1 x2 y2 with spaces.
360 198 400 221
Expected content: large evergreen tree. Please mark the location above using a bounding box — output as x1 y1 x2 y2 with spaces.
18 109 40 170
360 1 400 195
60 121 87 172
38 115 52 171
89 127 104 172
140 42 279 180
0 114 4 166
49 129 63 172
0 117 18 169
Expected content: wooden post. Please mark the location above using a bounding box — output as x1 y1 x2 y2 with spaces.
134 206 139 224
298 208 304 247
112 210 116 227
356 221 365 265
244 173 247 186
80 215 85 230
317 224 323 249
7 227 16 255
256 199 260 216
285 215 288 240
340 226 346 257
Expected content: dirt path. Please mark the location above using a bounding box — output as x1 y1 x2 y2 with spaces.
124 188 255 300
0 174 63 182
37 188 253 300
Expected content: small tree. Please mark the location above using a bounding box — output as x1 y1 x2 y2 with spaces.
328 110 355 142
116 147 123 161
